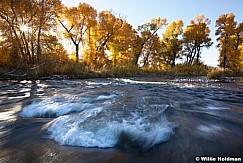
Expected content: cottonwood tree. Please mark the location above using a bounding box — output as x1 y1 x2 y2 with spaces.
34 0 62 63
183 15 213 65
0 0 35 65
107 20 138 65
216 13 243 71
84 10 124 67
0 0 61 66
135 17 167 66
57 3 97 62
161 20 184 68
141 34 162 67
0 16 19 68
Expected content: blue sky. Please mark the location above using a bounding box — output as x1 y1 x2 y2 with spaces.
62 0 243 66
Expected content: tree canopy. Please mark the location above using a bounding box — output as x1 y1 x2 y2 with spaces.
215 13 243 71
0 1 242 77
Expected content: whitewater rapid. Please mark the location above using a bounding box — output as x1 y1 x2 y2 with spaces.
1 77 243 162
19 79 175 150
47 105 173 149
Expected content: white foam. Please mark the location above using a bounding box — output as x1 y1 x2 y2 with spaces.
206 106 228 110
19 95 94 118
19 89 120 118
170 82 196 88
86 81 112 86
20 80 32 84
197 125 222 135
96 94 116 100
118 78 197 88
118 78 199 88
47 106 174 149
118 79 167 85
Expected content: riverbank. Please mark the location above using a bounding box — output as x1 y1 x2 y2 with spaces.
0 64 210 80
1 63 243 82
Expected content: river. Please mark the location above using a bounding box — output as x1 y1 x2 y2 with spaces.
0 77 242 163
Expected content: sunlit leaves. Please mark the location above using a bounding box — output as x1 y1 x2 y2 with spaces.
0 0 62 65
136 17 167 66
161 20 184 67
83 10 124 67
216 13 243 71
108 20 138 65
0 1 243 73
58 2 97 62
183 14 213 65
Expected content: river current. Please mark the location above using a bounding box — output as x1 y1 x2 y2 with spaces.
0 77 242 162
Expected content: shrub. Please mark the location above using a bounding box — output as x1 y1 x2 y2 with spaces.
207 68 224 79
166 64 208 76
102 64 142 78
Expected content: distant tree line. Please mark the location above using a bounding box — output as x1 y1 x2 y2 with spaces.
0 0 242 74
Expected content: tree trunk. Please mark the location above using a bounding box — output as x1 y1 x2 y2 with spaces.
223 47 227 71
143 52 150 66
37 0 45 63
75 44 79 62
22 32 32 64
223 55 227 71
11 26 27 65
196 46 201 65
235 33 240 50
135 46 144 65
171 49 176 68
190 46 197 65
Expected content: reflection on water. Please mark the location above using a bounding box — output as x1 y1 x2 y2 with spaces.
0 110 16 121
0 77 242 162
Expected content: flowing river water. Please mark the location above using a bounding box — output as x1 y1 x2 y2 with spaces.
0 77 242 162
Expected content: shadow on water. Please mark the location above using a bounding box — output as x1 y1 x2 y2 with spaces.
0 78 243 163
116 131 159 154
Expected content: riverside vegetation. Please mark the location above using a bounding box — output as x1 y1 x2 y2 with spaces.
0 1 242 80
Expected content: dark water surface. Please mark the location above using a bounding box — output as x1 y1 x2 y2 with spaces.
0 77 242 163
